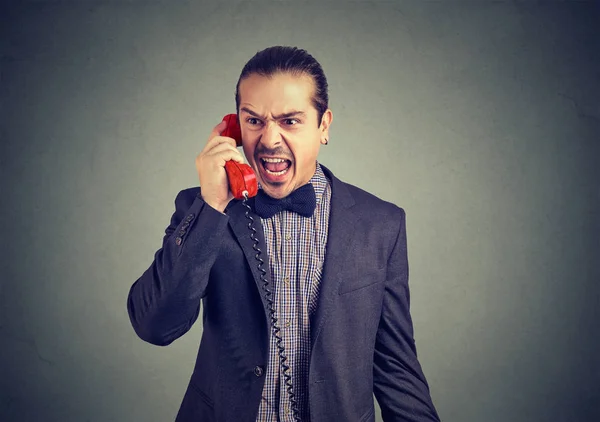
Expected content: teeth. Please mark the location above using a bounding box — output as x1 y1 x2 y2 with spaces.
262 158 286 163
265 168 289 176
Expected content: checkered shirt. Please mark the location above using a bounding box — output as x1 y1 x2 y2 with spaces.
255 162 331 422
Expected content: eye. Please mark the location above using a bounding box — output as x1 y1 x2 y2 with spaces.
284 118 299 126
246 117 262 126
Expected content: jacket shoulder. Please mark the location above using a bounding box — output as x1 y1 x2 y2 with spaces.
331 173 406 224
347 182 403 210
322 163 404 217
173 186 201 208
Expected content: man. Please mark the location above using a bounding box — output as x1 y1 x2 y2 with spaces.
127 46 440 422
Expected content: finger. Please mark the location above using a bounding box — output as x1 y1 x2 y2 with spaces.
197 142 245 166
207 120 228 143
204 139 241 157
209 148 245 165
202 135 237 155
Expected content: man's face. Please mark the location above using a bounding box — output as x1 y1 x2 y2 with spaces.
238 72 332 199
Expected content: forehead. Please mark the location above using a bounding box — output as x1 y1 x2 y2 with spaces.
239 72 315 112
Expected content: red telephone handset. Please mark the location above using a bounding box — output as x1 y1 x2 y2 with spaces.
221 114 258 199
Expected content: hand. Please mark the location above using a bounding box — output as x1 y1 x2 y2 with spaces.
195 119 245 212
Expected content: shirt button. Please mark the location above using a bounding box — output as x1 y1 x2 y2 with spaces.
254 366 264 377
175 237 182 246
284 320 291 328
285 233 292 241
283 276 290 284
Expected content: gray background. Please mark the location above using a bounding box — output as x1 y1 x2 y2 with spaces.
1 1 599 421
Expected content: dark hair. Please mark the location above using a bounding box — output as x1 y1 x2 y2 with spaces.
235 46 329 125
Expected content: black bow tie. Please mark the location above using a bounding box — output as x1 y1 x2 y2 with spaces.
253 184 317 218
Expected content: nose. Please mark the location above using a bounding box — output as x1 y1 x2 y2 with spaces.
259 121 282 149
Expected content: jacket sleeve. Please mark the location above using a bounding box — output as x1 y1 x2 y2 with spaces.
373 208 441 421
126 189 230 346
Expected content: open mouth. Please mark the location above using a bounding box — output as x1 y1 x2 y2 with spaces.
260 157 292 177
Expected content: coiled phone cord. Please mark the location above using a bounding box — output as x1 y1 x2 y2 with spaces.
242 194 302 422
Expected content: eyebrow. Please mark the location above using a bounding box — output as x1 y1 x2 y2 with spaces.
240 107 306 120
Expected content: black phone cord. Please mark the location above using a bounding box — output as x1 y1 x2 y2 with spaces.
242 195 302 422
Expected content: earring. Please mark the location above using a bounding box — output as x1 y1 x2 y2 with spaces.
324 138 328 145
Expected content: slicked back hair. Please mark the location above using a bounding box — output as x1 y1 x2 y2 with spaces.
235 46 329 126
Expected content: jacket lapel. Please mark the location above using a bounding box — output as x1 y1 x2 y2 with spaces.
225 198 273 326
223 165 358 349
310 165 357 347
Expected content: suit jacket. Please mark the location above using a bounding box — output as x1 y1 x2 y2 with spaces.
127 164 440 422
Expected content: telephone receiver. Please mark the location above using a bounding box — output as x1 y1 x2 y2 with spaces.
221 114 258 200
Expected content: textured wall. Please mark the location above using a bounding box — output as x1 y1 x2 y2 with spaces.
1 1 599 421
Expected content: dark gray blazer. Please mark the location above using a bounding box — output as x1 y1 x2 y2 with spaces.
127 165 440 422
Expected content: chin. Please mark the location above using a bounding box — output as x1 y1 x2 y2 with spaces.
264 182 296 199
263 186 288 199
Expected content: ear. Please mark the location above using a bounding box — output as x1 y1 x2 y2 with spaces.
320 109 333 145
